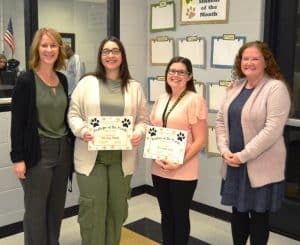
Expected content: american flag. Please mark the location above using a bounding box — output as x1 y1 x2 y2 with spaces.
4 18 15 54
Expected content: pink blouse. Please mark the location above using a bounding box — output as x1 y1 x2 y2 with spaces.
150 91 208 180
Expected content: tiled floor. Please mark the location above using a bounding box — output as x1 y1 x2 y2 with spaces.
0 194 299 245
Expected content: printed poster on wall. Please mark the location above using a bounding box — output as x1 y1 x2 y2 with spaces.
180 0 229 24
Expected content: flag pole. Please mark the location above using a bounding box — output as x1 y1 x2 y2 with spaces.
4 17 15 59
0 0 3 54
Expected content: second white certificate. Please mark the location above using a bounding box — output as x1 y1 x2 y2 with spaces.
143 125 187 164
88 116 133 151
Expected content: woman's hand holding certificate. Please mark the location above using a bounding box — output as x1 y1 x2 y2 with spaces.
155 159 181 170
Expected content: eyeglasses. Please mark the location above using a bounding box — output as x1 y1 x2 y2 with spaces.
102 48 121 56
168 69 189 76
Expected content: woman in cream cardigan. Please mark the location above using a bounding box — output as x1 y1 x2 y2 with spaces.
215 41 291 245
68 36 147 245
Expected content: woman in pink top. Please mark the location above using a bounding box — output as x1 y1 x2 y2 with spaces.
150 56 208 245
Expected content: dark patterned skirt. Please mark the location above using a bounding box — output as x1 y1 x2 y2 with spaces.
220 164 285 212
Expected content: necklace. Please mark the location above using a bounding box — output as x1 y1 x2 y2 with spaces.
162 90 186 127
36 70 59 88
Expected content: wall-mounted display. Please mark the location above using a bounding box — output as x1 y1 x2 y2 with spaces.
150 36 174 65
211 34 246 68
194 80 205 98
207 80 230 112
177 36 206 68
147 76 165 102
60 33 75 51
180 0 229 24
150 1 176 32
207 126 220 157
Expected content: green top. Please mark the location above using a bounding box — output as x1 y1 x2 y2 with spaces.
35 74 67 138
96 79 125 165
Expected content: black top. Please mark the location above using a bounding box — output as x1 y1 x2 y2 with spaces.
10 70 69 168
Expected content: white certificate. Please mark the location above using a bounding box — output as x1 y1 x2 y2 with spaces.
88 116 133 151
143 126 187 164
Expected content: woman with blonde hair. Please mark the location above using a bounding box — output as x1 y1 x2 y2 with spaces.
10 28 72 245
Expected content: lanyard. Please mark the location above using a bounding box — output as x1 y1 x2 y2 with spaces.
162 90 186 127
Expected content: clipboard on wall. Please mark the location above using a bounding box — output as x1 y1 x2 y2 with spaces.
177 36 206 68
211 34 246 69
194 80 206 98
150 36 174 65
147 76 166 102
207 80 231 113
150 0 176 32
207 126 221 157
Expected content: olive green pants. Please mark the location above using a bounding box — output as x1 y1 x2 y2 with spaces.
76 162 132 245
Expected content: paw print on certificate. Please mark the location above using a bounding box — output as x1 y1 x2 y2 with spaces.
148 127 157 137
122 118 131 128
177 132 186 142
90 118 100 128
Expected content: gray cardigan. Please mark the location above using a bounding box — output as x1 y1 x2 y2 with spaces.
215 75 291 187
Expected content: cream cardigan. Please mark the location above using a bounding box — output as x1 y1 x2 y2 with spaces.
68 75 147 176
215 75 291 187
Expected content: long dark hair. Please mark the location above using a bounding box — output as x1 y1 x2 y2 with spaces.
93 36 131 92
165 56 196 94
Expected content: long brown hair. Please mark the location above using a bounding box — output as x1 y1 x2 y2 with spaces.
29 28 66 70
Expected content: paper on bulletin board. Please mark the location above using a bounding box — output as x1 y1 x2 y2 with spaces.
147 76 166 102
151 1 176 32
211 35 246 68
177 37 205 68
207 126 220 157
207 82 227 112
150 37 174 65
194 80 205 98
180 0 228 24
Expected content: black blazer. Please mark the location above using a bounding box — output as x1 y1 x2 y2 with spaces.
10 70 69 168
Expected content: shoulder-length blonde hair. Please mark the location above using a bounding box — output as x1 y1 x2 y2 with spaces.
29 28 66 70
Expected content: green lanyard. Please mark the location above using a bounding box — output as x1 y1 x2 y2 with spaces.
162 90 186 127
